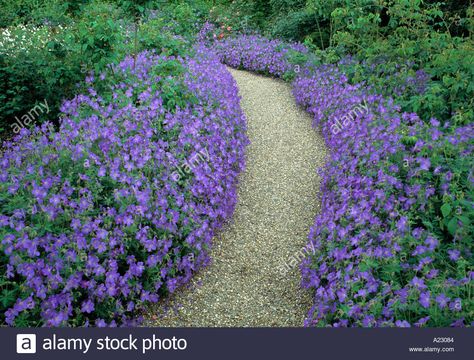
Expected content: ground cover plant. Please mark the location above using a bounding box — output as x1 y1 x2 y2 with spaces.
294 67 473 327
212 32 308 77
0 45 248 326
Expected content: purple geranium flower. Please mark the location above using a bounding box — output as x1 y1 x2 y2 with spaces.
411 276 426 289
419 291 431 308
435 294 450 309
448 249 460 261
81 300 94 313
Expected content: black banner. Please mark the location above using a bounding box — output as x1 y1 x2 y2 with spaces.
4 328 472 360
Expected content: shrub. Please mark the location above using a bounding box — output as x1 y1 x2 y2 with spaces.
136 18 190 56
308 0 474 127
270 10 317 42
71 1 125 74
0 46 248 327
0 24 81 135
0 0 65 27
0 2 136 138
144 1 212 41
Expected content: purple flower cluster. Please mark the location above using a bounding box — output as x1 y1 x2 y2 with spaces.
212 34 473 327
212 34 307 77
294 65 473 328
0 46 248 326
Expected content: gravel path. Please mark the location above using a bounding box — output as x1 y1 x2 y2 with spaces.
148 68 327 327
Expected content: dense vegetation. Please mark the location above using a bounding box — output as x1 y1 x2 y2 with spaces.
0 46 248 326
1 0 472 327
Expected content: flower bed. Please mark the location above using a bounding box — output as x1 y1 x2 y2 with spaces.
213 34 473 327
294 68 473 327
212 34 307 77
0 46 248 327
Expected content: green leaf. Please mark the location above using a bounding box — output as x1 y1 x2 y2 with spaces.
447 217 458 235
0 288 17 307
440 203 451 217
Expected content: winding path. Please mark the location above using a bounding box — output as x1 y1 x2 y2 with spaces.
149 68 327 326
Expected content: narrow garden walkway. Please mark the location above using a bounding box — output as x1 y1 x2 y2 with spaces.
150 68 327 326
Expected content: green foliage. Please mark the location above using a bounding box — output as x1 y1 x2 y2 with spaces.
210 0 269 33
148 1 212 40
0 0 214 138
0 1 127 136
332 2 474 126
137 18 190 56
271 10 317 41
0 24 80 134
72 1 124 73
0 0 88 27
0 0 51 27
116 0 151 19
220 0 272 29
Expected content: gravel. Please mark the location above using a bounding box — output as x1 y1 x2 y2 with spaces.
146 68 327 327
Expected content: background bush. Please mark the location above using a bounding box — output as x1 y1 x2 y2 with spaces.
0 1 125 136
212 0 474 125
0 0 213 138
